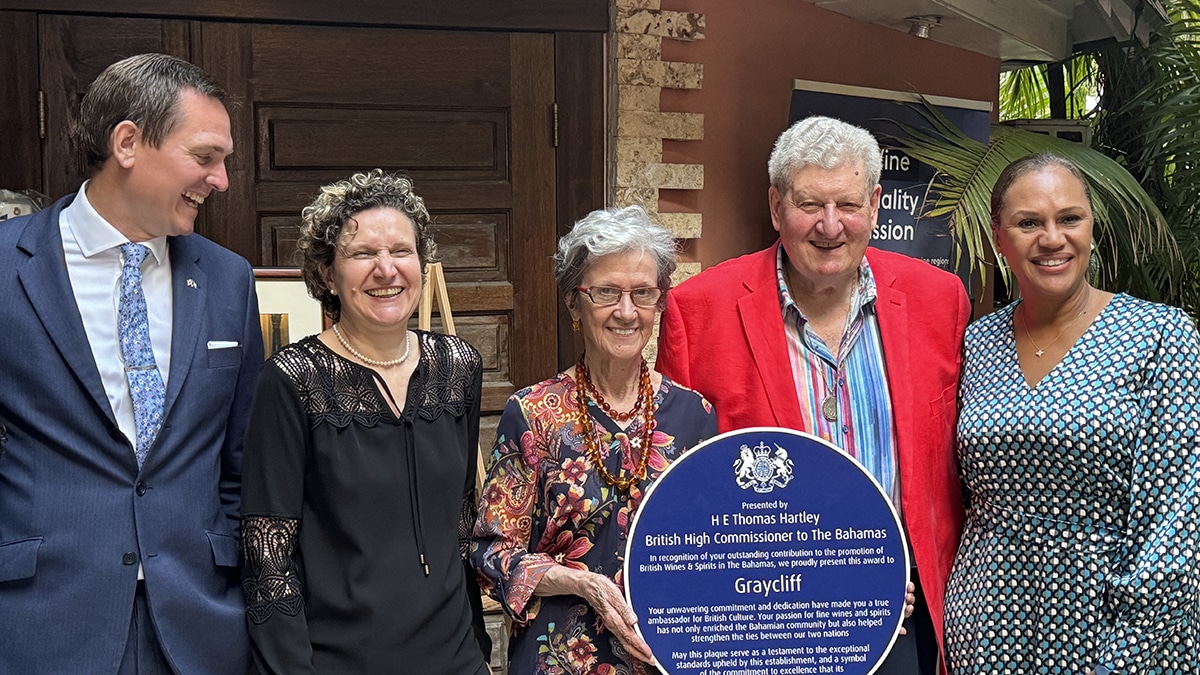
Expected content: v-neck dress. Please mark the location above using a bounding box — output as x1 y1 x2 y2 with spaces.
945 294 1200 673
240 332 489 674
471 371 717 675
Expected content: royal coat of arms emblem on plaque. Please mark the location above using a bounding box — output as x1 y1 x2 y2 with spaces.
733 441 794 493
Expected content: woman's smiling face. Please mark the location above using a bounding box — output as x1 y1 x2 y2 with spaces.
569 249 661 367
322 206 423 333
993 165 1095 304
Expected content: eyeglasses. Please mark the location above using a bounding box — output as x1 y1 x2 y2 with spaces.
575 286 663 308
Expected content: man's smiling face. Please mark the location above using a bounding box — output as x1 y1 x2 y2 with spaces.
769 161 880 295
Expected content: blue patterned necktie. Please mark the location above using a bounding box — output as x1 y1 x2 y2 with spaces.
118 243 165 467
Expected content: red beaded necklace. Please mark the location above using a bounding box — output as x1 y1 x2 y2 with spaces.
576 356 650 422
573 354 657 491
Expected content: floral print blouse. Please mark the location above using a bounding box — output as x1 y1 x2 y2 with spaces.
472 371 717 674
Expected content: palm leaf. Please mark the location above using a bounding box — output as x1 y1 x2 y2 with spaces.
874 0 1200 318
884 99 1178 298
999 56 1100 123
1000 67 1050 120
1106 0 1200 316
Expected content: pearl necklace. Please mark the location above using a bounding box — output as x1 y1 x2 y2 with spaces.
333 323 411 367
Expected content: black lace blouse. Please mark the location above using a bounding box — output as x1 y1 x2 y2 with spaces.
240 332 490 674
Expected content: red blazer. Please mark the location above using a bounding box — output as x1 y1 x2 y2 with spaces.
656 243 970 657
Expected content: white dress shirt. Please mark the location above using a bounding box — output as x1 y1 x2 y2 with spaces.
59 182 174 454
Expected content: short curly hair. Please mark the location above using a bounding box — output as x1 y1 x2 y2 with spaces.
295 169 436 322
768 116 882 196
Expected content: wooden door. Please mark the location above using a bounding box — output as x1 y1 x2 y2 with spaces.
38 15 190 206
36 17 560 415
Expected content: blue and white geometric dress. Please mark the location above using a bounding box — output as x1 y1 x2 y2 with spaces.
945 294 1200 674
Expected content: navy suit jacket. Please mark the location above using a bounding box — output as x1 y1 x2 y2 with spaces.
0 194 261 673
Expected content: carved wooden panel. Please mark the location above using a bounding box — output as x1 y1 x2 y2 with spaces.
3 0 608 32
429 212 508 281
248 24 512 106
205 22 556 413
258 107 509 183
38 14 190 200
258 211 509 280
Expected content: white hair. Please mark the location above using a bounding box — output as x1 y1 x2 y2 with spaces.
553 205 678 301
768 116 882 195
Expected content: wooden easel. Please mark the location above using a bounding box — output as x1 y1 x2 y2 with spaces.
418 262 456 334
420 262 502 619
418 263 483 492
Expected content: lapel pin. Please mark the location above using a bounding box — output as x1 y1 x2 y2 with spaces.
186 278 198 289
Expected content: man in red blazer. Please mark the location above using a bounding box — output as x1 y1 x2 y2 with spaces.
657 116 970 675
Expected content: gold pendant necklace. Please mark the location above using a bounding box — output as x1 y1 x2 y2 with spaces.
1020 289 1091 358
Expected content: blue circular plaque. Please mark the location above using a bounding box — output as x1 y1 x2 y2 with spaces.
625 427 908 675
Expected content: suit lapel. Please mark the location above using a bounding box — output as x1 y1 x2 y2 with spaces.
163 237 206 420
870 252 912 496
738 244 805 430
15 200 118 426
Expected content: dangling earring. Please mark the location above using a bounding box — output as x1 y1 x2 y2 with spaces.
572 318 580 332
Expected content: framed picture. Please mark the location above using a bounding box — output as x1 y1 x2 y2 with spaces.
254 268 327 359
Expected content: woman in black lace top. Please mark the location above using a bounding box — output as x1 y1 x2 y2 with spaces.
240 170 491 674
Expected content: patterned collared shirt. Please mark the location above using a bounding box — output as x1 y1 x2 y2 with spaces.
776 246 900 505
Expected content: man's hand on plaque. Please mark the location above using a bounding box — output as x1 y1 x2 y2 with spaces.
898 582 916 635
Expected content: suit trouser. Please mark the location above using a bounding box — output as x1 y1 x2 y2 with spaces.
118 581 174 675
874 567 940 675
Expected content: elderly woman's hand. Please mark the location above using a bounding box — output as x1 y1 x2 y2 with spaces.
535 565 655 664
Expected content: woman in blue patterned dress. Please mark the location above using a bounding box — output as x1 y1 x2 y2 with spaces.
944 153 1200 674
471 206 718 674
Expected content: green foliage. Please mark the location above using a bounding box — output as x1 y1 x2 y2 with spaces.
999 58 1099 121
886 103 1177 299
999 67 1051 120
895 0 1200 319
1102 1 1200 317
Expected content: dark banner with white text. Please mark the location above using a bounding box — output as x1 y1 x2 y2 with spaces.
788 80 991 290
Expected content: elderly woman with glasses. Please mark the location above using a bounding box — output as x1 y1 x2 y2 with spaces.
471 205 718 674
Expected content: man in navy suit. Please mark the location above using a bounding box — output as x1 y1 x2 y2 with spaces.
0 53 260 673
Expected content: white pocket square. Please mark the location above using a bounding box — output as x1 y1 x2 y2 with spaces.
207 341 240 350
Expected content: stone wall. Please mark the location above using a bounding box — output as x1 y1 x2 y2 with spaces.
611 0 705 361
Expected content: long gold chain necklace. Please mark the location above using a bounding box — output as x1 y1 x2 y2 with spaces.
1019 289 1091 358
573 354 657 491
